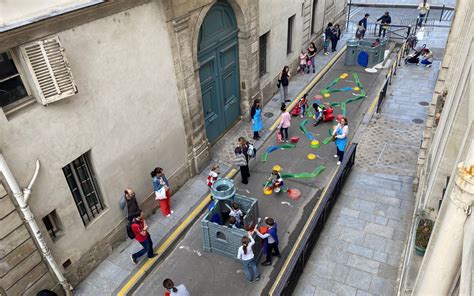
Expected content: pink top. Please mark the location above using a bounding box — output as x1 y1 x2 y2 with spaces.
278 112 291 128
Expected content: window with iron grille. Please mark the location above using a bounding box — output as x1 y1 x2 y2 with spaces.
287 15 295 54
259 32 269 77
62 153 105 225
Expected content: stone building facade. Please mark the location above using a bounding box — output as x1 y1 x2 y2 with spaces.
0 0 346 292
398 0 473 293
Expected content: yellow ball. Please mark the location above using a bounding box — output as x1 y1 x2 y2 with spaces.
323 93 330 98
354 87 360 91
307 153 316 160
343 73 349 76
272 165 281 172
339 75 345 79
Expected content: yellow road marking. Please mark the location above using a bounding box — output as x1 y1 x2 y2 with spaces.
117 168 238 296
269 168 339 295
269 46 347 131
368 92 380 114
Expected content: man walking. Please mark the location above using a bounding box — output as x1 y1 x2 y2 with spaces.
417 0 430 27
131 211 156 264
357 14 369 39
377 11 392 38
119 188 141 222
323 23 334 55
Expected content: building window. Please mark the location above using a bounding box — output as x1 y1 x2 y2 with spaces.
287 15 295 54
311 0 318 35
42 210 63 241
21 36 77 105
259 32 269 77
0 51 29 108
62 153 105 226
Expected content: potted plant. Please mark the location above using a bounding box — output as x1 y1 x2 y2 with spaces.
415 218 434 256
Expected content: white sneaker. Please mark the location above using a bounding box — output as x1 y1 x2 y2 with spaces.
171 210 174 214
166 214 171 217
426 64 432 68
300 115 303 118
337 161 341 165
334 155 338 158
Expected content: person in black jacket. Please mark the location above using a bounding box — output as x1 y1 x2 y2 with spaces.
323 23 333 55
331 24 342 52
377 11 391 37
357 14 370 39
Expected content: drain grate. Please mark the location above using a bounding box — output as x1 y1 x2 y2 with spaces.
264 112 274 118
412 118 424 124
419 101 429 106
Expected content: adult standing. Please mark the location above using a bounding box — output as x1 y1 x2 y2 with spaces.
278 66 291 103
237 234 260 282
151 167 173 217
332 116 349 165
323 23 333 55
163 279 190 296
250 99 262 140
417 0 430 27
331 24 342 52
234 137 250 184
130 211 156 264
377 11 392 38
306 42 317 74
119 188 141 223
357 14 370 39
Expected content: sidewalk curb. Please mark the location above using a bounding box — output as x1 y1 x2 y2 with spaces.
350 2 455 10
115 168 238 296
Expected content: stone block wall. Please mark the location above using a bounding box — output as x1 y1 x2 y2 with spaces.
0 183 60 295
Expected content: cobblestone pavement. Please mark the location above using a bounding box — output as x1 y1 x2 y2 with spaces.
293 27 448 296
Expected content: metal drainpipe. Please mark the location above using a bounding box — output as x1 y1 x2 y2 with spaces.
0 154 73 295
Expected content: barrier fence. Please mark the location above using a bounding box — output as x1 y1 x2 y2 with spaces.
269 143 357 295
376 40 407 113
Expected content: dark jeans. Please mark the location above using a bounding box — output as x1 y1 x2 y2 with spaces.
418 14 426 27
331 39 339 51
337 147 345 162
379 25 387 37
132 235 154 260
240 165 250 184
265 242 280 263
280 127 289 141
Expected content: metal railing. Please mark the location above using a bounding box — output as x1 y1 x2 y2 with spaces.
376 40 407 113
269 143 357 295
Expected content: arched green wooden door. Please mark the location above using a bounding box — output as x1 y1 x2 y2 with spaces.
198 1 240 143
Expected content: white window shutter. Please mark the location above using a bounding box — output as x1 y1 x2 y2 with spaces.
21 36 77 105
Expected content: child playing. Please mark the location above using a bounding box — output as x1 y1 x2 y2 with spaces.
228 216 239 229
298 50 308 74
277 104 291 143
229 202 244 228
254 217 280 266
299 94 309 118
270 170 284 193
207 164 220 189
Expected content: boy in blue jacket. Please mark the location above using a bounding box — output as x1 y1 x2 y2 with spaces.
254 217 281 266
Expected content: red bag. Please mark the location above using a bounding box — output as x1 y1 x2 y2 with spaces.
277 131 283 143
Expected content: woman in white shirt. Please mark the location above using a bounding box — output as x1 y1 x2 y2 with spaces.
237 234 260 282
